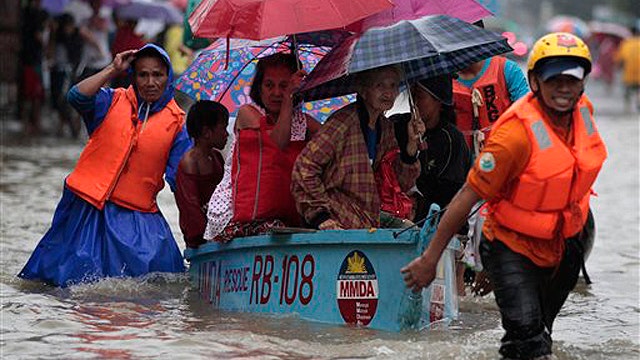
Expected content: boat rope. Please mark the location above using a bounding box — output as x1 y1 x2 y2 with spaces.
392 200 486 239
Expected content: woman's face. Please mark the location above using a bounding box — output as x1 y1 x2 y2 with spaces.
260 65 294 115
360 68 400 114
411 85 442 129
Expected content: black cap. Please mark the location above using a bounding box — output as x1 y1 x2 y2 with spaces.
415 75 453 106
537 58 586 81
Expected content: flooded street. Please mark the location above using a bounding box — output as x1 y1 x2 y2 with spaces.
1 81 638 359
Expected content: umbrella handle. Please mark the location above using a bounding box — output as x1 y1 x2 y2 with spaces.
225 35 230 70
217 41 287 102
403 73 426 150
291 34 301 71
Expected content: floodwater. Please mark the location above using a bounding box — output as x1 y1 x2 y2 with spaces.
1 81 638 359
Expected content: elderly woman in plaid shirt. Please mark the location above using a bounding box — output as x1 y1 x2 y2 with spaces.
291 66 425 230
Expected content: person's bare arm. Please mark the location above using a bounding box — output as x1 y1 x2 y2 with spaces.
76 49 136 96
235 105 261 130
401 183 482 292
269 70 306 149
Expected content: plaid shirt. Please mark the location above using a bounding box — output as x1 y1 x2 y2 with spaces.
291 103 420 229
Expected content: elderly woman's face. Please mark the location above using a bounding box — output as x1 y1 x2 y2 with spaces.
360 68 400 113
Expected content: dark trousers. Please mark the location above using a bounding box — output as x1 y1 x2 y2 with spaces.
480 233 586 359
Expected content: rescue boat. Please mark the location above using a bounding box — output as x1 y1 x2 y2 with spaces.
184 206 459 332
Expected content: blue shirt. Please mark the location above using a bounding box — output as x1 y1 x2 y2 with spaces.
365 126 377 163
456 57 529 102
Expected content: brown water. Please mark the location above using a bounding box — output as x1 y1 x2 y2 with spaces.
1 82 638 359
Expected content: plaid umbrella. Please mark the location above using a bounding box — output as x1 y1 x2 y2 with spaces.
298 15 512 101
175 36 354 122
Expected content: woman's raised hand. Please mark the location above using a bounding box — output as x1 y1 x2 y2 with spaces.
112 50 137 73
408 111 425 141
287 69 307 98
405 112 426 156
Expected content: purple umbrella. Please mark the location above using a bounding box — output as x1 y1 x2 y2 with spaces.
42 0 130 14
115 0 183 24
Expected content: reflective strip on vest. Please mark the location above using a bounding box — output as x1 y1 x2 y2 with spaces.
489 94 606 240
531 120 552 150
581 106 595 136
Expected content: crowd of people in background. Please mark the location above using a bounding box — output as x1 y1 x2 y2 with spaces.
18 0 640 142
17 0 205 137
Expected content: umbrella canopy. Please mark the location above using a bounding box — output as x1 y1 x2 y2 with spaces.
42 0 130 14
175 37 353 122
298 15 512 101
188 0 393 40
588 21 631 39
116 0 183 24
349 0 492 32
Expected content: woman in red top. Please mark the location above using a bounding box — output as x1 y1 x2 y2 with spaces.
206 53 321 242
175 100 229 248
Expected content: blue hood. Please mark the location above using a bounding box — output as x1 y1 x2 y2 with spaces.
129 43 175 119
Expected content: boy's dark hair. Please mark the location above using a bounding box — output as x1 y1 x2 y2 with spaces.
249 52 301 109
186 100 229 140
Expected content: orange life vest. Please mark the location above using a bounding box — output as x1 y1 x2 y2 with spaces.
66 87 185 212
231 115 305 226
489 94 607 240
453 57 512 151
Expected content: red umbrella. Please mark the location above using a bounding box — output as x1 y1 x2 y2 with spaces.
189 0 393 40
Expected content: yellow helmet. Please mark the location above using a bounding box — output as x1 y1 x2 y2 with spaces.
527 32 592 74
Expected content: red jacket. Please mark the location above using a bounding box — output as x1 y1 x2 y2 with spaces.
375 150 413 219
232 115 305 225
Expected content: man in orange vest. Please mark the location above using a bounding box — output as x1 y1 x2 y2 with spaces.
453 20 529 158
401 32 607 358
19 44 192 287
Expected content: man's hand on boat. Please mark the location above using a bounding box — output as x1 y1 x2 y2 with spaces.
401 185 482 292
318 219 343 230
401 254 438 293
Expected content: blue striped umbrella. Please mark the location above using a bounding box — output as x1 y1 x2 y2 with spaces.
298 15 512 101
175 34 354 123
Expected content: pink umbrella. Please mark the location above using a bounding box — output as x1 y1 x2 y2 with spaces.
348 0 493 32
189 0 393 40
546 15 590 39
589 21 631 39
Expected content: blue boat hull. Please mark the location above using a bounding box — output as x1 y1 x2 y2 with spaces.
184 216 459 332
